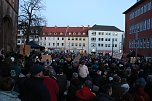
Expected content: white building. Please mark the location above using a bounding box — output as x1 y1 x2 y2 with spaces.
88 25 124 55
17 26 42 45
40 26 90 53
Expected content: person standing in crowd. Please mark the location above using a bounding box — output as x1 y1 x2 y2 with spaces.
18 64 50 101
0 77 21 101
78 60 89 84
75 80 96 101
120 78 134 101
145 75 152 101
132 78 150 101
96 84 114 101
111 75 122 101
43 69 59 101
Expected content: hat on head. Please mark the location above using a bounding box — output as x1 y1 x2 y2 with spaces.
135 77 146 87
121 84 130 93
30 64 44 75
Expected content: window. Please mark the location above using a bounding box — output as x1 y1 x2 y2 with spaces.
101 32 104 35
75 38 78 40
69 33 72 35
108 38 110 41
143 20 147 30
17 40 20 43
83 38 85 41
146 38 150 48
148 2 151 11
91 38 96 41
53 43 55 46
62 43 64 46
44 37 46 40
48 43 51 46
75 43 78 46
141 6 143 14
73 32 76 35
91 43 96 47
36 30 38 33
98 44 100 47
78 32 81 35
147 19 151 30
79 43 81 47
105 44 107 47
60 33 63 35
72 43 74 46
108 44 110 47
99 32 101 35
92 32 96 36
72 37 74 40
57 43 59 46
62 37 64 40
115 38 117 41
101 44 103 47
83 43 85 47
139 38 143 48
79 38 82 41
68 37 70 40
43 42 46 46
144 4 148 13
150 38 152 48
115 44 117 47
57 37 59 40
83 33 86 35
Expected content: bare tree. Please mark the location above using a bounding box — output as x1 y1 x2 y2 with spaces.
19 0 46 43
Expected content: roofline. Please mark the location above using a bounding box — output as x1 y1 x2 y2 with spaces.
89 29 124 32
123 0 145 14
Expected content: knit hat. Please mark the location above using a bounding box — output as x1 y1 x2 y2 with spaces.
30 64 44 75
72 72 78 78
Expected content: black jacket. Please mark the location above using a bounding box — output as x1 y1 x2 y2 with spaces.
19 77 50 101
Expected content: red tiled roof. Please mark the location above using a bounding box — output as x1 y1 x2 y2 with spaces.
42 26 90 37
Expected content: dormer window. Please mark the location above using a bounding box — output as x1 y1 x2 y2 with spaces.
60 32 63 35
43 33 46 35
69 33 71 35
78 32 81 35
83 33 86 35
73 32 76 35
49 33 52 35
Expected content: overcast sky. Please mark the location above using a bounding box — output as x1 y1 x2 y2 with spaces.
44 0 136 31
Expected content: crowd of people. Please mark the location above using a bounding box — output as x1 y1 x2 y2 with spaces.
0 50 152 101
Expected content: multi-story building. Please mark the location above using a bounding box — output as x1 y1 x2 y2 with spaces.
88 25 124 55
0 0 19 51
123 0 152 57
17 26 43 45
40 26 90 53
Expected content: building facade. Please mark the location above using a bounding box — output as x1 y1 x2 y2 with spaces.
0 0 19 51
123 0 152 57
88 25 124 55
40 26 90 53
17 26 43 46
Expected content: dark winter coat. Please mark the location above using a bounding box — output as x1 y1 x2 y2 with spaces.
18 77 50 101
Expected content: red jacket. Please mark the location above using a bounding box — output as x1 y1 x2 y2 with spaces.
43 76 59 101
75 86 96 101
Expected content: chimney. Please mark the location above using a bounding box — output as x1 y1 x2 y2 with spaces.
88 25 90 28
54 25 57 28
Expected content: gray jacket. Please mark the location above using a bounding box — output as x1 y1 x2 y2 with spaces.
0 91 21 101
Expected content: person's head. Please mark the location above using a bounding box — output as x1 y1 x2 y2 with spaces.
84 80 93 89
102 84 112 96
0 77 15 91
30 64 44 77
